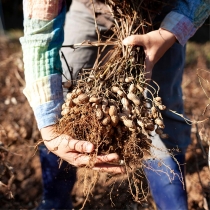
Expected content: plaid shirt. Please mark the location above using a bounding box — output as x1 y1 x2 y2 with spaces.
20 0 210 130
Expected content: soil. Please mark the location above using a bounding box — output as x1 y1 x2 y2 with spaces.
0 37 209 210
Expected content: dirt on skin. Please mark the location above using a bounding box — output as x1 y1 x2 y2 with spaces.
0 37 209 210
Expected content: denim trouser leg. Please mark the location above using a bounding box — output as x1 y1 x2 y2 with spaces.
37 145 76 210
151 43 191 154
144 44 190 210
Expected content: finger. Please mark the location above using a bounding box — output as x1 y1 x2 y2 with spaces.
66 153 120 168
64 153 91 167
122 35 145 46
44 134 94 153
92 164 125 174
94 153 120 164
67 139 94 153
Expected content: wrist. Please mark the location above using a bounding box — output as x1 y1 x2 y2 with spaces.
40 125 58 140
159 28 177 45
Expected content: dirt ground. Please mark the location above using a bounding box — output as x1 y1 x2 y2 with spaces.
0 36 209 210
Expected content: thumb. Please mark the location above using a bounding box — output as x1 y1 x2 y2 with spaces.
122 35 145 46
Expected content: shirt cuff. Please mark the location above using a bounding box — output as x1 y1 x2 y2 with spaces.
33 98 64 129
160 11 197 46
23 74 64 129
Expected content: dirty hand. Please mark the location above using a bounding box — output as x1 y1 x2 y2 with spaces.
122 28 176 78
40 125 125 174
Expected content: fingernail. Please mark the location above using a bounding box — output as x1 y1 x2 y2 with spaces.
85 142 93 153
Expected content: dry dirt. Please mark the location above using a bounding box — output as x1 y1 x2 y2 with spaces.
0 37 209 210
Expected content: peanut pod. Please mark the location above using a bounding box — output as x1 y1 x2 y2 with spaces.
102 115 111 126
127 93 141 106
66 92 73 100
154 97 162 105
158 104 166 110
121 97 129 107
62 103 67 110
155 118 165 129
128 84 136 93
151 106 157 114
111 86 120 93
95 108 104 120
65 99 74 108
117 90 126 97
89 96 102 104
72 98 81 105
111 115 119 127
109 105 118 116
75 88 82 96
102 105 109 115
77 93 89 103
61 108 70 116
119 114 136 129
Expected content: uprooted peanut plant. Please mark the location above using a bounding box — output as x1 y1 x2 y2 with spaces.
55 0 173 205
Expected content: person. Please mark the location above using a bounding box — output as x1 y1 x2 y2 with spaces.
20 0 210 209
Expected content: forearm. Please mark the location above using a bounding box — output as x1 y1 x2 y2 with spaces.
20 0 66 129
161 0 210 45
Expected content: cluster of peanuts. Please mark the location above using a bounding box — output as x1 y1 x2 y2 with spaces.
61 88 120 127
61 76 168 140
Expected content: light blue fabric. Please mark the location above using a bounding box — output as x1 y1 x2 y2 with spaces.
161 0 210 45
32 73 64 129
143 154 188 210
173 0 210 28
33 98 64 129
20 6 66 82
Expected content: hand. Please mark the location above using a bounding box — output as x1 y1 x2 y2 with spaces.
40 125 125 174
122 28 176 78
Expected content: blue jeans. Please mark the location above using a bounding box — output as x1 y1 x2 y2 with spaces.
62 0 191 154
151 43 191 154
